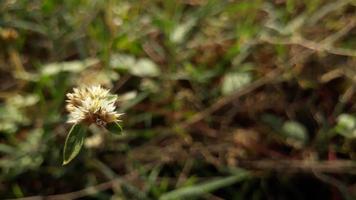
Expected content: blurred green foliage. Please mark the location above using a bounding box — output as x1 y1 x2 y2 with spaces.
0 0 355 199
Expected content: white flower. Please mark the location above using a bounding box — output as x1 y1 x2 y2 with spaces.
66 85 123 126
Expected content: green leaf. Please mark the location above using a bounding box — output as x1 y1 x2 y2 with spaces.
110 54 136 70
131 58 160 77
110 54 160 77
282 121 308 148
41 59 99 76
106 122 123 135
63 124 86 165
159 170 249 200
335 114 356 138
221 72 252 95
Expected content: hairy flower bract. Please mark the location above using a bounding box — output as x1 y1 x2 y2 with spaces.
66 85 123 126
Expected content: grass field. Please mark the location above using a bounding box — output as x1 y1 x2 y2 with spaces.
0 0 356 199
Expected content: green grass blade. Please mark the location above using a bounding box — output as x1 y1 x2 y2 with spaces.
159 170 250 200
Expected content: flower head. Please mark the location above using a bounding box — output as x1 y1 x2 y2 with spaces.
66 85 123 126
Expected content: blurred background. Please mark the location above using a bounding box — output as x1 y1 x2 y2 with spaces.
0 0 356 199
